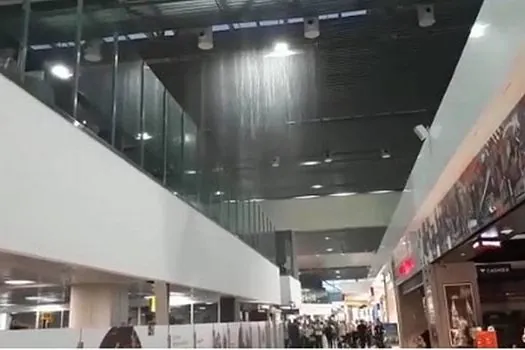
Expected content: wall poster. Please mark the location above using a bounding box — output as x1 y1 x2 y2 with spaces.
443 283 477 347
418 94 525 263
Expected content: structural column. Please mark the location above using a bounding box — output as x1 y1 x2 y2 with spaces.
152 282 170 325
219 297 240 323
69 284 129 328
422 262 481 347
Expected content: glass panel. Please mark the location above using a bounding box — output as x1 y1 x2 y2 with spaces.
142 68 165 182
165 96 183 193
0 2 277 265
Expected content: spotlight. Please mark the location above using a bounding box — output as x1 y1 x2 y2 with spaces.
324 151 333 163
416 4 435 28
304 17 320 39
50 63 73 80
265 42 296 58
84 39 103 63
198 27 213 50
272 156 280 168
413 124 430 141
381 149 391 159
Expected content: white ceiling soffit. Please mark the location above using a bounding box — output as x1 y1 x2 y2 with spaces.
326 278 378 296
297 252 374 270
260 192 401 231
369 0 525 277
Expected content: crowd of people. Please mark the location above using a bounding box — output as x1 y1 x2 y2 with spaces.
286 317 386 348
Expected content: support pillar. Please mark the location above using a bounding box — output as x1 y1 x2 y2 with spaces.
69 284 129 328
152 282 170 325
219 297 240 322
422 262 481 347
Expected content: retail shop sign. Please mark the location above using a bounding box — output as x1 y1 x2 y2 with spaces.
476 264 511 276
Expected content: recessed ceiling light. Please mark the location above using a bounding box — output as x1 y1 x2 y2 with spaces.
326 248 333 252
4 280 35 286
311 184 323 189
265 42 297 58
470 23 489 39
294 195 320 199
25 296 58 302
214 191 224 196
50 63 73 80
336 275 341 279
329 192 357 197
501 228 514 235
300 160 321 167
135 132 153 141
335 270 340 274
184 170 197 175
324 236 330 240
369 190 393 194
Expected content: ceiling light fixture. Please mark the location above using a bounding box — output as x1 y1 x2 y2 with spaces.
198 27 214 50
304 17 320 39
335 270 340 274
326 248 333 252
25 296 59 303
184 170 197 175
265 42 296 58
470 23 489 39
135 132 153 141
381 149 391 159
4 280 35 286
324 151 333 164
300 160 321 167
370 190 393 194
325 236 330 240
214 191 224 196
329 192 357 197
416 4 435 28
312 184 323 189
294 195 320 199
50 63 73 80
272 156 280 168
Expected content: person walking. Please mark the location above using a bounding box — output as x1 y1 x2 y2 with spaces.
313 320 324 348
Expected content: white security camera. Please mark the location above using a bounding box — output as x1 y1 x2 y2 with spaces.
413 124 430 141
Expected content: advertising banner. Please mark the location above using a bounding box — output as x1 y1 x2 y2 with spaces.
401 94 525 266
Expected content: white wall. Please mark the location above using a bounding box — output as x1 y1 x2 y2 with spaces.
0 75 280 304
371 0 525 276
279 276 302 307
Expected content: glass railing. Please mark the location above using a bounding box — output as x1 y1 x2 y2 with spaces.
0 1 276 263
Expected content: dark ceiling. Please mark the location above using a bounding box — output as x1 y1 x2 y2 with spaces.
295 227 386 255
0 0 483 201
144 0 483 199
0 0 483 285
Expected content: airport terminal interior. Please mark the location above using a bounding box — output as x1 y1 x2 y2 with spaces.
0 0 524 347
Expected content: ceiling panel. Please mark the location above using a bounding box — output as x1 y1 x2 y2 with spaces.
300 266 370 281
296 227 387 255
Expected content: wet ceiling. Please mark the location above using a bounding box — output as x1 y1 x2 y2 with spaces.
0 0 484 284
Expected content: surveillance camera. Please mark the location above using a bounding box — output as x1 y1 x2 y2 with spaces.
413 124 429 141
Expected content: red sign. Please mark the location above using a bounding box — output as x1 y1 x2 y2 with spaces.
397 257 415 277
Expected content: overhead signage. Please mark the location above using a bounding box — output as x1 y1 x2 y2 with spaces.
477 264 512 275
